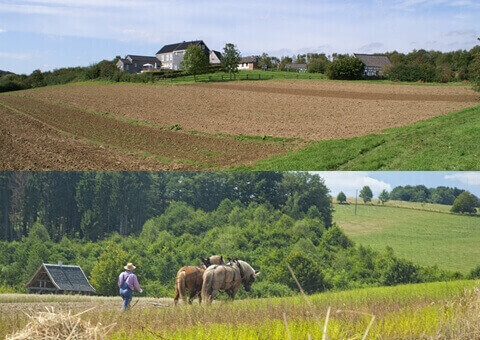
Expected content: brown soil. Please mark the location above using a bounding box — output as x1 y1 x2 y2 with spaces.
0 94 287 170
23 81 479 140
0 104 177 171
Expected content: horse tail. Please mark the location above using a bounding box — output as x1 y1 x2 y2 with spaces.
175 269 188 305
201 268 214 304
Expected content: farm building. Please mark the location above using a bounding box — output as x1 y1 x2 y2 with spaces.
238 56 259 70
156 40 210 70
209 50 222 65
284 63 307 73
25 262 95 295
116 55 161 74
354 54 392 76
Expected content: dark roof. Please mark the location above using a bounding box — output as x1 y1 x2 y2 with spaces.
26 263 95 292
156 40 207 54
240 56 258 63
211 50 222 60
285 63 307 69
354 54 392 68
126 55 160 64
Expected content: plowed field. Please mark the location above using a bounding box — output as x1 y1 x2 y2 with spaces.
0 94 288 170
1 80 478 170
22 81 478 140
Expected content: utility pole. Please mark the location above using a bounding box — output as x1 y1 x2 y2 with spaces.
354 189 358 216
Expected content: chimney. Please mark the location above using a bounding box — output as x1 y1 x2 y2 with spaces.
58 260 63 266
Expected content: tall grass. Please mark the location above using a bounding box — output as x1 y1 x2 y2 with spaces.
1 280 478 339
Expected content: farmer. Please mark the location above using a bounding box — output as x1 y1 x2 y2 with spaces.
118 263 143 311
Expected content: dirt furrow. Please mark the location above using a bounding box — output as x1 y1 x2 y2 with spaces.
0 94 287 170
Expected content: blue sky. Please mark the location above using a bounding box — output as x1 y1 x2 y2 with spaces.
0 0 479 74
311 172 480 197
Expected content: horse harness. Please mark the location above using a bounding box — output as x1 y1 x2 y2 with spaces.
209 261 246 285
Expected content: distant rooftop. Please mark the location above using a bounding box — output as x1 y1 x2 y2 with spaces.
354 54 392 68
156 40 207 54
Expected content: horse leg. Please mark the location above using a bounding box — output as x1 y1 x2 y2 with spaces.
188 290 197 304
211 289 218 302
226 289 235 300
173 286 179 306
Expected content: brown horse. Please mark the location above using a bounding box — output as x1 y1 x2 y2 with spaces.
201 259 260 304
174 255 224 305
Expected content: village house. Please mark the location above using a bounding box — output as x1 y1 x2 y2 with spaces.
25 261 95 295
284 63 308 73
116 55 161 74
156 40 210 70
209 50 222 65
238 56 259 70
354 54 392 76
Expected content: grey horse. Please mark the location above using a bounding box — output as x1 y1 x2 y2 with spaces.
201 259 260 304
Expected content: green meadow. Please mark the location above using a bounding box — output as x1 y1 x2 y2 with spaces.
333 203 480 273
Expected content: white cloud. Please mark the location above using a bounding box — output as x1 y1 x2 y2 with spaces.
0 52 30 60
0 28 5 33
444 172 480 186
311 172 392 197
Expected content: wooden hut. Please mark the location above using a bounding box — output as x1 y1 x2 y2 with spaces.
25 261 95 295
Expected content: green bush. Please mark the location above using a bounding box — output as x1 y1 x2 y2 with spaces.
326 56 365 80
467 265 480 279
90 243 130 296
271 251 330 294
451 191 478 214
308 59 329 74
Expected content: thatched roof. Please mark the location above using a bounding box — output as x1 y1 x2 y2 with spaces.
354 54 392 68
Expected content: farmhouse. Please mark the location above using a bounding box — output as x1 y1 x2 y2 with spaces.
116 55 161 74
238 56 259 70
156 40 210 70
354 54 392 76
284 63 307 72
25 261 95 295
209 50 222 65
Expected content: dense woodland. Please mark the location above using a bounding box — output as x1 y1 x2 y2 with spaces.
1 172 478 297
0 172 333 242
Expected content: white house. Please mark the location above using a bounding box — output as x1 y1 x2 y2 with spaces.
156 40 210 70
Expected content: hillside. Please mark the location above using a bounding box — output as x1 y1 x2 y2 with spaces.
333 202 480 272
0 70 13 77
241 104 480 170
1 280 478 339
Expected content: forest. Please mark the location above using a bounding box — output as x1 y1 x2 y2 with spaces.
1 172 478 297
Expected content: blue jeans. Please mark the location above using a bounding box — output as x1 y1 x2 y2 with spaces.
120 287 133 311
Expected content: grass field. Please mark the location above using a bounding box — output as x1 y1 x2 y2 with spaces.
2 280 479 339
333 203 480 273
240 103 480 170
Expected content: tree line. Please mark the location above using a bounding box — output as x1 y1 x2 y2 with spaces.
3 44 479 94
336 185 479 214
0 172 332 242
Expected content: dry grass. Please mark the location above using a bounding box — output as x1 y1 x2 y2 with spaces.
6 307 114 340
2 281 480 339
